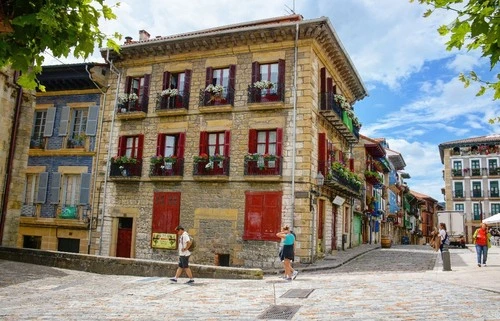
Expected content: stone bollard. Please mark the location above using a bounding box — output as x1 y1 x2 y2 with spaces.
442 246 452 271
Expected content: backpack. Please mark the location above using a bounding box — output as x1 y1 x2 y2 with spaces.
443 233 450 246
188 235 196 251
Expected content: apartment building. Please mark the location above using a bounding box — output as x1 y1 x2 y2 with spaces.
439 135 500 242
95 15 367 268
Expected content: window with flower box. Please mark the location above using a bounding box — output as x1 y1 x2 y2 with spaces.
202 66 235 106
110 135 144 177
120 74 150 113
245 129 282 175
243 191 282 241
49 172 90 219
30 110 48 149
150 133 186 177
194 131 230 175
318 133 341 177
248 60 285 103
157 70 191 110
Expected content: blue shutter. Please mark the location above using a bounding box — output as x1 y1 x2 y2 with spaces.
50 172 61 204
79 173 91 205
85 106 99 136
35 172 49 204
43 108 56 137
58 107 70 136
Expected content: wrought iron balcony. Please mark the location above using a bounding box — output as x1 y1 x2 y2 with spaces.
199 86 234 107
150 158 184 177
318 92 360 143
247 84 284 103
110 160 142 178
244 157 282 176
193 157 230 176
155 91 188 111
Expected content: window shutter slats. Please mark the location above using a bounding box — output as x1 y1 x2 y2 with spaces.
199 131 208 154
43 107 56 137
50 172 61 204
177 132 186 157
79 173 91 205
224 131 231 156
137 134 144 159
141 74 151 111
248 129 257 153
35 172 49 204
251 62 260 83
58 107 70 136
228 65 236 105
156 134 165 156
277 59 285 101
118 136 126 156
124 77 132 94
85 106 99 136
318 133 326 176
276 128 283 157
162 71 171 90
320 68 327 110
205 67 213 86
183 70 192 109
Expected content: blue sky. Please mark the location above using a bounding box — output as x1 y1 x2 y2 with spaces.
44 0 500 202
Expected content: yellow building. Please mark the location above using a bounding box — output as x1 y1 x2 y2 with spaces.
96 15 367 268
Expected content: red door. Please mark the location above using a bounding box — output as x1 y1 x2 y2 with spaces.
331 206 337 250
152 192 180 236
116 217 133 257
318 199 325 252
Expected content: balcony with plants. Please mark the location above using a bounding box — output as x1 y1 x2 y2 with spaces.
318 93 361 143
117 93 148 119
29 135 45 149
451 168 463 177
243 153 282 176
149 155 184 178
109 155 142 179
365 169 383 186
155 88 188 115
192 153 230 177
199 85 234 109
247 81 285 106
325 161 362 196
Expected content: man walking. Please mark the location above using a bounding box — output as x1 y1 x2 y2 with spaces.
170 226 194 284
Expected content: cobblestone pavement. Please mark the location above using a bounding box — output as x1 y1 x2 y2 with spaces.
1 245 499 320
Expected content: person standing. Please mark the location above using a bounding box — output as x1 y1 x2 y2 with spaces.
170 226 194 284
276 225 298 281
430 227 440 252
438 222 447 253
473 223 492 267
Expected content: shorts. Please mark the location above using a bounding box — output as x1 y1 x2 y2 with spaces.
178 255 190 268
279 245 294 262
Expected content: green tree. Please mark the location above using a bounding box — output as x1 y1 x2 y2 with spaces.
0 0 121 90
410 0 500 100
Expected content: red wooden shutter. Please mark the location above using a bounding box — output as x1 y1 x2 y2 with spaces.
199 131 208 154
118 136 127 156
124 77 132 94
223 130 231 156
162 72 171 90
141 74 151 111
183 69 192 108
243 191 282 241
177 132 186 157
349 158 354 172
332 84 337 94
244 192 263 240
318 133 326 176
205 67 213 86
152 192 181 233
277 59 285 100
320 68 326 110
276 128 283 156
339 150 344 164
156 134 165 156
248 129 257 153
137 135 144 159
251 62 260 83
228 65 236 105
327 77 333 92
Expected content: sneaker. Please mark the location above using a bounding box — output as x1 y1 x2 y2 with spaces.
285 278 292 281
477 264 481 267
292 270 299 280
186 279 195 284
483 264 487 267
278 275 287 279
170 278 177 282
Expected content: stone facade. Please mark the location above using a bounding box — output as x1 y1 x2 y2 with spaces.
96 15 367 268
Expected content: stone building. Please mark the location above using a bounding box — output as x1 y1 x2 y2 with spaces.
439 135 500 242
14 63 109 253
0 67 35 246
96 15 367 268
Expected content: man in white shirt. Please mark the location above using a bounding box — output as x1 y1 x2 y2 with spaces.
170 226 194 284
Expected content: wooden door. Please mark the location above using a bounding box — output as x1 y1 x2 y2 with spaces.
331 206 337 250
318 199 325 252
116 217 133 258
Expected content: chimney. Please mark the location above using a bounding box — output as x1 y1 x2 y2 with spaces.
124 36 133 44
139 30 150 41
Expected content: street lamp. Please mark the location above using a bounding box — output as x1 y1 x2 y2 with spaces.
310 172 325 210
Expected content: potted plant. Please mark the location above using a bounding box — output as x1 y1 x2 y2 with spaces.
333 94 352 110
263 154 277 168
253 80 274 90
205 84 224 102
118 93 139 112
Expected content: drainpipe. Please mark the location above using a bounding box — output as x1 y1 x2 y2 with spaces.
0 71 23 244
99 50 121 255
84 64 109 254
291 21 299 231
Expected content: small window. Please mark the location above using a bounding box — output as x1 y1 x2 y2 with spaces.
31 110 47 147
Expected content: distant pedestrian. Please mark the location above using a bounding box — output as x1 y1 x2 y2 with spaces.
430 227 440 252
170 226 194 284
473 223 492 267
438 223 447 252
276 225 298 281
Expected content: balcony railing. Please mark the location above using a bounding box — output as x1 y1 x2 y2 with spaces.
247 84 284 103
199 86 235 107
471 190 483 198
244 157 282 176
471 168 482 176
117 100 148 114
318 92 360 142
327 170 361 195
30 136 45 149
451 169 463 177
155 91 188 111
193 158 230 176
150 159 184 177
489 189 500 198
489 167 500 176
110 161 143 178
453 190 465 198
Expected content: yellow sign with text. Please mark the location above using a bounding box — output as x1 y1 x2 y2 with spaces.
151 232 177 249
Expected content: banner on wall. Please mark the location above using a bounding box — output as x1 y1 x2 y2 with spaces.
151 233 177 249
